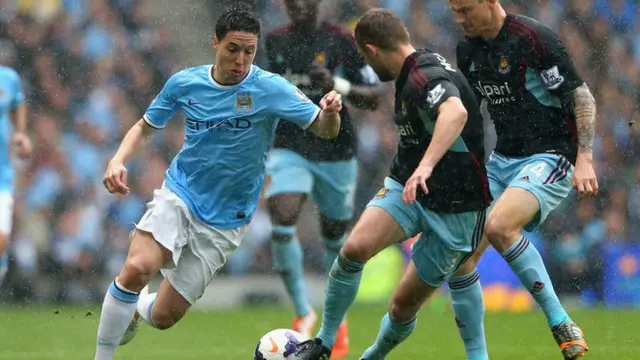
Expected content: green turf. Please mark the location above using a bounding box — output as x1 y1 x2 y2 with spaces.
0 302 636 359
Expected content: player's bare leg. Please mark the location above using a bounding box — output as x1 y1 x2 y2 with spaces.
135 277 191 330
456 188 587 359
268 193 317 338
0 233 8 285
360 261 437 359
319 214 351 359
291 206 406 360
94 229 170 360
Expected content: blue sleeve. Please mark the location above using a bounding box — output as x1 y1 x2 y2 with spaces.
143 72 182 129
268 75 321 130
10 70 24 109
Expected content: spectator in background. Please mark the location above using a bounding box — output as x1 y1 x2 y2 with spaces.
0 0 180 303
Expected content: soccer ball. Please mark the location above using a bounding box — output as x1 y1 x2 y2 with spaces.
254 328 308 360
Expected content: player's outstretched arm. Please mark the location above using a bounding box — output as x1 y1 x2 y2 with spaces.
419 97 468 169
343 81 384 110
111 119 155 164
530 22 598 197
308 90 343 139
402 96 467 204
573 83 596 154
10 102 26 135
104 119 155 195
9 71 31 159
10 101 31 159
571 82 598 197
309 64 382 111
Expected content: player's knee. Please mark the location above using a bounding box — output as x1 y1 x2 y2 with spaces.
267 195 304 226
341 235 373 263
389 293 420 323
484 216 519 249
455 257 478 277
320 219 349 241
0 234 7 255
120 257 156 289
151 309 179 330
270 213 298 227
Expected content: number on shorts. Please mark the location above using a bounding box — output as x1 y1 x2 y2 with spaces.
525 162 547 179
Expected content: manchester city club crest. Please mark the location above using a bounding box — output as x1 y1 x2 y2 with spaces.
498 55 510 74
235 92 253 112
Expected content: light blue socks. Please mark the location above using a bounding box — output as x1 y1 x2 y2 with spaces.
271 225 311 317
503 236 570 327
317 254 364 348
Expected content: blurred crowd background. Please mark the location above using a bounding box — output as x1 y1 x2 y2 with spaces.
0 0 638 305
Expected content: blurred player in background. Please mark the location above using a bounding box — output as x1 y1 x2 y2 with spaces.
0 58 32 286
292 8 492 360
449 0 597 358
94 7 344 360
263 0 381 356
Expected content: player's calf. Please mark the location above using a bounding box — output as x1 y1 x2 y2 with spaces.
144 278 191 330
95 231 170 359
388 285 422 324
448 268 489 360
319 215 350 275
487 190 572 328
0 233 8 282
360 262 429 360
0 233 7 256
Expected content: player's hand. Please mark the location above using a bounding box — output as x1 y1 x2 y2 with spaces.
403 163 433 204
320 90 343 114
310 65 334 93
103 159 130 195
11 133 32 159
573 153 598 199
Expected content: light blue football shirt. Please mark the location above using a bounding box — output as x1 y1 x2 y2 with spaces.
144 64 321 228
0 66 25 194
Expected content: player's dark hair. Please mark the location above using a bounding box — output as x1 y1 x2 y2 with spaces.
215 4 262 40
354 8 410 51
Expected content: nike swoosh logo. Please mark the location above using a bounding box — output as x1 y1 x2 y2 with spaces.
269 336 279 353
188 100 199 105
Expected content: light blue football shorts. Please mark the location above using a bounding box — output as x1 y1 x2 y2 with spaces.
487 152 574 231
264 149 358 221
367 177 487 287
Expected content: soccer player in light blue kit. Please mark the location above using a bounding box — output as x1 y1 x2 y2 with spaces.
94 7 344 360
0 65 32 286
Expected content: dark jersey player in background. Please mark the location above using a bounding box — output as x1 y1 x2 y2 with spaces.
263 0 381 358
291 9 492 360
449 0 598 359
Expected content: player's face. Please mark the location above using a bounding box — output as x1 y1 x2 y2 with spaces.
449 0 493 38
284 0 320 26
213 31 258 84
357 44 395 82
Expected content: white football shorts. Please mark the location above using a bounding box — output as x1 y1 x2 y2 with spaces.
0 192 14 236
135 183 248 304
